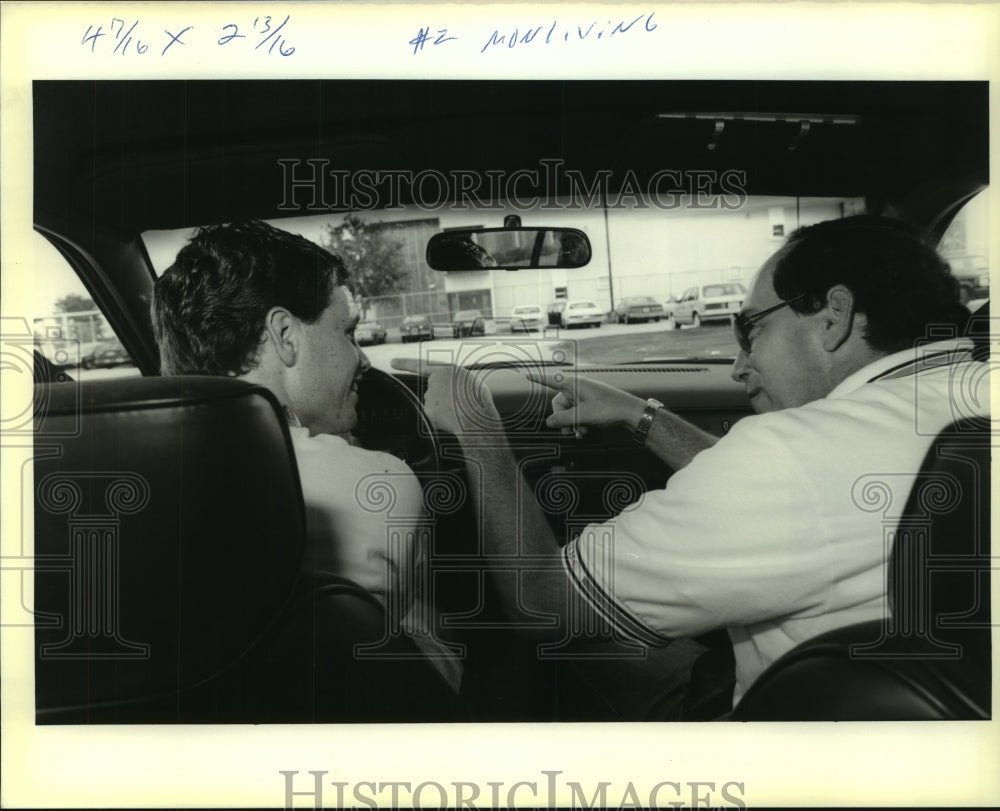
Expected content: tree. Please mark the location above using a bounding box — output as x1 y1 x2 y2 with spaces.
54 293 96 313
320 214 409 318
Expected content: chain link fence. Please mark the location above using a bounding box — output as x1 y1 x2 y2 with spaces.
362 291 453 330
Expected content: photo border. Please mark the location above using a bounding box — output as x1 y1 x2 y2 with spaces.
2 2 998 808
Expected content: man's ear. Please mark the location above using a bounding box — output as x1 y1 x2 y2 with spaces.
821 285 856 352
263 306 299 367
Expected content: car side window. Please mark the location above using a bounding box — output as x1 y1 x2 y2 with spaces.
938 190 990 308
30 231 138 379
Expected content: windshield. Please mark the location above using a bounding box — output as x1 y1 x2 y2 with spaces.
143 193 895 370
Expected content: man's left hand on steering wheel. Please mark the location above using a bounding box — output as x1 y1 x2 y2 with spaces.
391 360 501 437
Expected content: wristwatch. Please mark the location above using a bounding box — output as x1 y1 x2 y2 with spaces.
632 398 664 444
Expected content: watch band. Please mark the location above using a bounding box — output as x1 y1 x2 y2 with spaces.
632 398 664 444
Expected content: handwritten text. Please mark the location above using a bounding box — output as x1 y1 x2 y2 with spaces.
81 14 296 58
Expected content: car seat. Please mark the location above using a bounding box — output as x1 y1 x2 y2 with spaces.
732 418 992 720
33 376 462 722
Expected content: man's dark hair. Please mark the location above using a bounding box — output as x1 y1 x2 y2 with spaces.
151 220 349 375
773 215 969 353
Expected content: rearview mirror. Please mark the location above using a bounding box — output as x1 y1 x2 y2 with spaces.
426 228 591 271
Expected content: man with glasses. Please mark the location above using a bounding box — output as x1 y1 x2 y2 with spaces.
401 215 985 709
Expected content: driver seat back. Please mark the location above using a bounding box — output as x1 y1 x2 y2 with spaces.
33 376 460 722
732 418 992 720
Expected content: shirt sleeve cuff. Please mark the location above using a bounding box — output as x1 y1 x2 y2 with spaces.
562 537 671 647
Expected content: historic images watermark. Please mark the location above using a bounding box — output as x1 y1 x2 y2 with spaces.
352 467 651 662
2 316 85 633
381 328 998 672
280 769 748 809
277 158 748 213
354 344 656 661
3 312 152 658
841 317 997 663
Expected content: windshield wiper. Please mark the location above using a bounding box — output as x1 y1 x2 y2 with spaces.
465 359 574 370
631 355 736 365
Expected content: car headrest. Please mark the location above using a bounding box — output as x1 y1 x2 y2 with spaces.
733 418 992 720
34 376 306 717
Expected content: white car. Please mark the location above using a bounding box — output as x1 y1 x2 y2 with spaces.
672 282 747 327
560 299 604 329
511 304 543 331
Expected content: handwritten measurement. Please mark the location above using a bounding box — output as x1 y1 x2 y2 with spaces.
81 15 296 57
218 15 295 55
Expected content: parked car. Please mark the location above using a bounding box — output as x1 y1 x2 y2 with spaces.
560 300 604 329
613 296 665 324
672 282 748 327
81 339 132 369
953 269 990 311
452 309 485 337
511 304 543 331
663 294 679 319
400 314 433 343
546 300 568 326
354 320 387 346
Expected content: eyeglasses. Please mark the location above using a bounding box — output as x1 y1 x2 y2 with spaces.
732 294 805 353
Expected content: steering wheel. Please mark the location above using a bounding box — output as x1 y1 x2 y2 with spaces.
354 366 556 712
352 366 442 474
354 366 479 616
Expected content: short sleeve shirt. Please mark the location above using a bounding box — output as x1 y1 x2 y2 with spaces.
562 342 988 699
289 428 425 601
288 428 464 690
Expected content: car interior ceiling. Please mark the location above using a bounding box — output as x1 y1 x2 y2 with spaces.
31 79 990 722
33 80 988 370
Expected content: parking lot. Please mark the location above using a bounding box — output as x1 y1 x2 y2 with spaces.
65 320 738 382
364 318 738 370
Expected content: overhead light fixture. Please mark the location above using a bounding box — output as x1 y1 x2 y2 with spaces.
708 120 725 151
656 112 861 151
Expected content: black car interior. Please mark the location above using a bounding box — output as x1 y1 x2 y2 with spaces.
34 376 462 722
31 79 991 722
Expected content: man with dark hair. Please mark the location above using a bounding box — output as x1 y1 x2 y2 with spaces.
399 214 987 707
772 216 968 354
153 220 349 377
153 220 461 689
